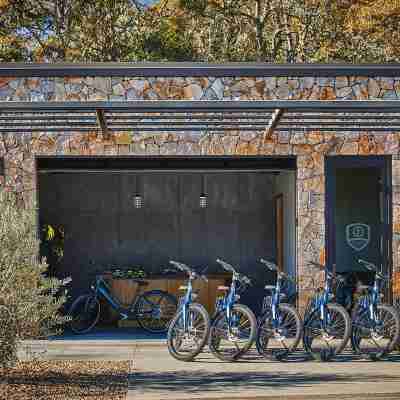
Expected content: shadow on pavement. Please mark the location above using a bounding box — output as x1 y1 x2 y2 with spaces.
130 369 399 395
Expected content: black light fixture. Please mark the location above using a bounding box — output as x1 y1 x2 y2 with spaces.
200 174 207 208
134 175 142 209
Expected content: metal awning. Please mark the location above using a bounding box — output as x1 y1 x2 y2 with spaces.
1 100 400 134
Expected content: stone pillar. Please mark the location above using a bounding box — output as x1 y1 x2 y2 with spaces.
392 157 400 301
296 149 326 313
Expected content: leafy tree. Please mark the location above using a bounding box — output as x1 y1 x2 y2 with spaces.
0 0 197 61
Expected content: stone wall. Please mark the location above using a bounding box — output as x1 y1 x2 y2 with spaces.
1 74 400 305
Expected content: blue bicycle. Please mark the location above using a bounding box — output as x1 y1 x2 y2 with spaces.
351 259 400 360
256 259 302 360
303 262 351 361
167 261 210 361
208 259 257 361
69 274 177 334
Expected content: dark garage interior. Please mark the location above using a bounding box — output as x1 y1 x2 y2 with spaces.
38 156 297 313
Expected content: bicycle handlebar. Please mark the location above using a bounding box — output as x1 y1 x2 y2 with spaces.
169 260 208 282
358 259 389 281
216 259 236 273
260 258 296 284
216 258 252 286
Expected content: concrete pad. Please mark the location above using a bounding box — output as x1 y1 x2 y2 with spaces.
19 328 166 361
129 347 400 400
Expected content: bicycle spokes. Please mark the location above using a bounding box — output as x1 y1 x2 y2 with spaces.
352 305 400 359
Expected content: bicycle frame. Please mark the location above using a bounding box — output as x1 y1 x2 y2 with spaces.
306 271 336 331
262 275 284 330
215 271 245 336
91 276 130 316
259 259 295 330
357 271 384 326
179 274 196 333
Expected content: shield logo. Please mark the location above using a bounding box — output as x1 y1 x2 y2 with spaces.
346 223 370 251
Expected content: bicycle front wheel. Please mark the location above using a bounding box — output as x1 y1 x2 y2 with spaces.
209 303 257 362
68 294 100 334
303 303 351 361
351 303 400 361
135 290 178 333
167 303 210 361
256 303 302 360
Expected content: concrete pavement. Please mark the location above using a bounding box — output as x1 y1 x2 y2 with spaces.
129 347 400 400
19 330 400 400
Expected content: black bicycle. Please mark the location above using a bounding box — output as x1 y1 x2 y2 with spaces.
68 274 178 334
351 259 400 360
256 259 302 360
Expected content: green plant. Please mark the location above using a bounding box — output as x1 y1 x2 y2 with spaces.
111 267 146 280
0 191 68 369
41 223 65 268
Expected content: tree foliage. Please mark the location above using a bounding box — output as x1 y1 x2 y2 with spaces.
0 0 399 62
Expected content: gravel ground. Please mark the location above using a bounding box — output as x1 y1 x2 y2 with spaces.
0 360 130 400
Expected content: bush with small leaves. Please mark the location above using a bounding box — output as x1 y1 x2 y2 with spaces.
0 191 68 369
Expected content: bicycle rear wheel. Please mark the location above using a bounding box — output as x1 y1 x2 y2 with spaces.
135 290 178 333
68 295 100 334
209 303 257 362
256 303 302 360
167 303 210 361
303 303 351 361
351 303 400 360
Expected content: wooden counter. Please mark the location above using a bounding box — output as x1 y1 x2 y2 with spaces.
106 274 230 317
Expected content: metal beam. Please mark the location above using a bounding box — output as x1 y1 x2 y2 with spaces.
0 126 267 133
2 100 400 113
276 127 400 132
1 63 400 77
263 108 284 139
96 109 109 138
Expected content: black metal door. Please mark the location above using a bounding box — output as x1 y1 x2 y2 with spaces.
326 156 392 282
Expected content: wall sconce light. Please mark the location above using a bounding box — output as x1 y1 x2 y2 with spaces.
134 175 143 209
200 174 207 208
199 194 207 208
134 194 142 209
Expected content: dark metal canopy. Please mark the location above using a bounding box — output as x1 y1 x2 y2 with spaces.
1 100 400 134
1 63 400 77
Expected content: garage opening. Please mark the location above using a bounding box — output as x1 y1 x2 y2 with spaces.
38 156 297 315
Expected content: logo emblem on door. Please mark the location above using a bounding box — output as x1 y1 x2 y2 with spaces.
346 223 370 251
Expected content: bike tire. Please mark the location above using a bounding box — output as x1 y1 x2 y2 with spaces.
135 290 178 334
303 303 351 361
68 294 100 334
167 303 210 362
209 303 257 362
351 303 400 361
256 303 302 360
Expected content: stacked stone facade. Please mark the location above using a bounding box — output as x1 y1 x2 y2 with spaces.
1 74 400 305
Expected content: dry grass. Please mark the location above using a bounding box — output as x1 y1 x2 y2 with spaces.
0 360 130 400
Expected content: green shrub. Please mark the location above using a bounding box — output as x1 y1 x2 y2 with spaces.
0 192 68 369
